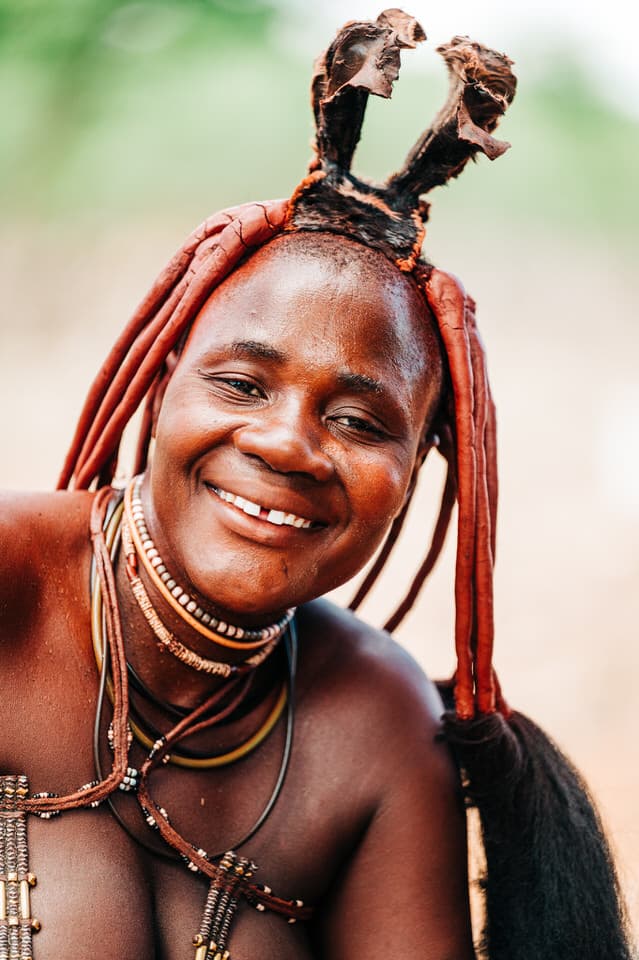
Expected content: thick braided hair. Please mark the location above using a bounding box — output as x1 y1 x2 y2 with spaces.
58 11 632 959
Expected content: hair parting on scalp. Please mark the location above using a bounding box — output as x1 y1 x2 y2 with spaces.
57 9 632 958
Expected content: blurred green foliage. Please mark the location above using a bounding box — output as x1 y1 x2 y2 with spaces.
1 0 637 245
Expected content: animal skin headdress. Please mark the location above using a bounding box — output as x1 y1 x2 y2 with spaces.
288 9 515 271
57 16 632 957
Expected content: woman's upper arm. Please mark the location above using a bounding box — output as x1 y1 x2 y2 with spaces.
0 490 82 635
0 493 43 622
0 493 34 632
316 660 475 960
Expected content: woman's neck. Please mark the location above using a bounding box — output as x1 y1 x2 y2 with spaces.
114 540 286 712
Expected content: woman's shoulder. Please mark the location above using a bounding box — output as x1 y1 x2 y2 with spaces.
296 598 446 747
0 487 95 550
294 599 466 942
295 611 471 959
0 489 95 616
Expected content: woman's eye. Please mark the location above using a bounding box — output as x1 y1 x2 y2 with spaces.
332 415 387 441
204 374 264 399
223 378 263 397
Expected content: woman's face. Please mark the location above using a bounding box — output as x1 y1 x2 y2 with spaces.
146 233 442 621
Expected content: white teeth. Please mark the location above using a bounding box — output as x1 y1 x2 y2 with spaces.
211 485 314 528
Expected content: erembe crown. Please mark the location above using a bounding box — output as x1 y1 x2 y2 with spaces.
286 9 516 270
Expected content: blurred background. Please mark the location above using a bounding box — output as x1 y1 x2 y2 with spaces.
1 0 638 933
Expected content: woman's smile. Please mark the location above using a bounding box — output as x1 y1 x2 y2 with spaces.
203 479 328 549
205 482 321 529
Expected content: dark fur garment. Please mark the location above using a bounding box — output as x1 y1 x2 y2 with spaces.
437 681 633 960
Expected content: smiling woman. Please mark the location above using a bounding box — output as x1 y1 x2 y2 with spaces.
147 233 442 618
0 9 633 960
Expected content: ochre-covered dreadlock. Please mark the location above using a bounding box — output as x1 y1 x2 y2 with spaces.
57 202 288 492
55 10 632 959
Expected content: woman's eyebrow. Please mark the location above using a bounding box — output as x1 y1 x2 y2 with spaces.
337 371 384 395
209 342 389 401
230 339 286 362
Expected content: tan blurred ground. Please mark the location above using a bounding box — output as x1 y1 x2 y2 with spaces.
1 216 637 928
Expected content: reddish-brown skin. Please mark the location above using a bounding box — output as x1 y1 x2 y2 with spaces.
0 235 475 959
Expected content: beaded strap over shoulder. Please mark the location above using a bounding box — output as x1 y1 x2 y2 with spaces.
0 776 40 960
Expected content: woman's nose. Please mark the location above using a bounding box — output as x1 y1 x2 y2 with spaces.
233 406 334 483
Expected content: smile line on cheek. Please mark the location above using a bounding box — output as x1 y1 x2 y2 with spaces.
206 483 317 529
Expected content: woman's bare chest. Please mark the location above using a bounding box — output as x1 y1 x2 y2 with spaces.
18 810 316 960
1 745 335 960
0 656 363 960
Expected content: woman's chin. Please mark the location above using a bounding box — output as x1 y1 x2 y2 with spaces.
182 565 308 624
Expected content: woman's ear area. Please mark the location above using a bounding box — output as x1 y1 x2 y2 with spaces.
402 299 448 510
401 429 439 510
150 351 180 438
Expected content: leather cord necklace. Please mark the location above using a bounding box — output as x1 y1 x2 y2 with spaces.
10 486 309 960
91 496 289 768
91 491 298 862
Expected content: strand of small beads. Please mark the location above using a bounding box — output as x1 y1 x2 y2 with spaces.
0 776 40 960
125 478 295 651
120 517 281 677
192 852 257 960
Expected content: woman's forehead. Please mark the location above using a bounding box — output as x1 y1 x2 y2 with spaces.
186 232 436 375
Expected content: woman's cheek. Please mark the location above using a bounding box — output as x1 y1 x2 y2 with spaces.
358 458 411 525
156 404 231 465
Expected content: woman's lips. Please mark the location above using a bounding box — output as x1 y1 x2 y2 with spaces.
206 483 319 529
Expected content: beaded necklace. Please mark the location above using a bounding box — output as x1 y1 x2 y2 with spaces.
125 478 295 650
92 496 290 769
0 776 40 959
120 516 281 677
91 594 306 951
